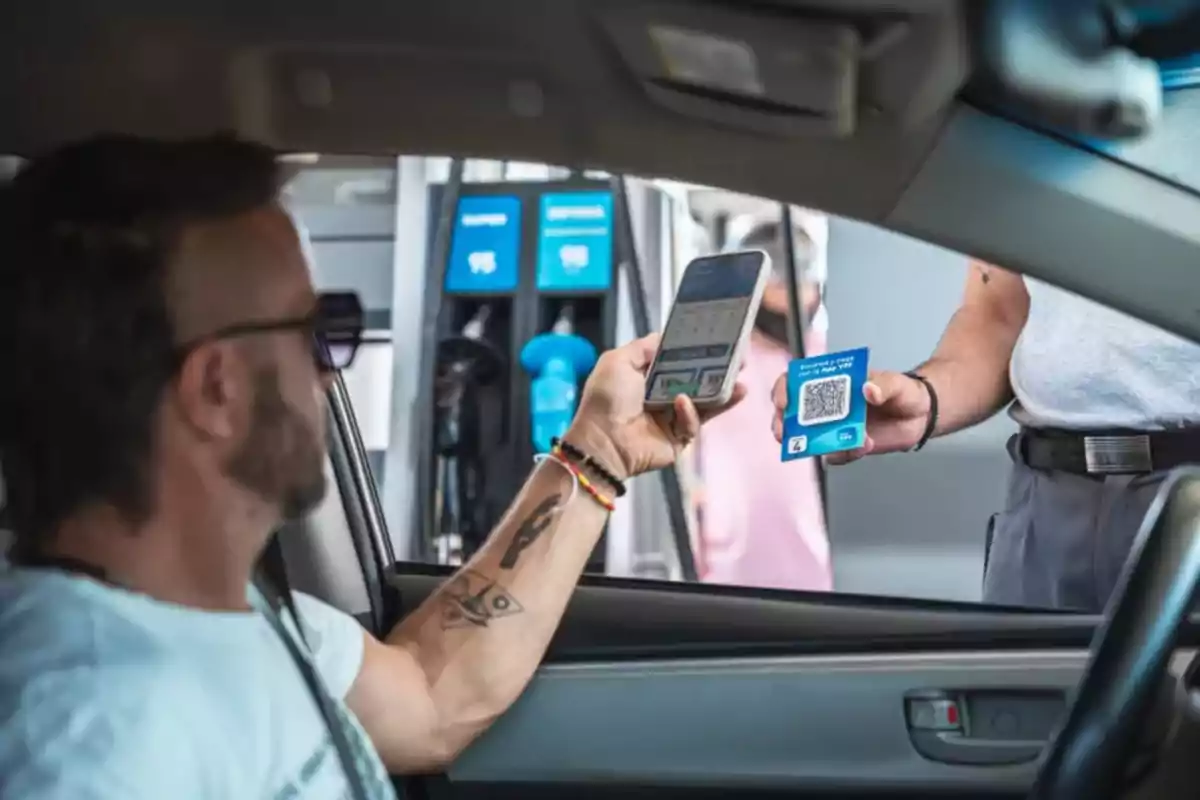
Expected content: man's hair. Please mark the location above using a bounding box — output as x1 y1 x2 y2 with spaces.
0 134 282 547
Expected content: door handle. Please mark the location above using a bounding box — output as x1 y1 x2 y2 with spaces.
905 689 1067 766
910 729 1045 766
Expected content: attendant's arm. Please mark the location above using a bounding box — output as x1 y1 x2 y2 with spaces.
915 261 1030 436
773 261 1030 463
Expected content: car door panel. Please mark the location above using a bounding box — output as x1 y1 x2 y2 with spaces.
386 566 1200 799
453 650 1088 793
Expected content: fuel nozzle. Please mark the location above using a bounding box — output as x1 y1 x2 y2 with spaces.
551 304 576 336
462 304 492 340
519 303 598 454
431 302 507 567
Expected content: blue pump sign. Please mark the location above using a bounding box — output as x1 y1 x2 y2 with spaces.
445 195 522 293
536 191 614 291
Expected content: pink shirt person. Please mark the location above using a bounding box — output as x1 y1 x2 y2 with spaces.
695 329 831 590
692 208 832 591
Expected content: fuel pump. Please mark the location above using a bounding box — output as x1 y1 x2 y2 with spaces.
432 305 506 564
416 173 693 578
519 304 598 454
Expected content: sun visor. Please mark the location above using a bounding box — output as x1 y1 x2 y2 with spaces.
599 4 862 138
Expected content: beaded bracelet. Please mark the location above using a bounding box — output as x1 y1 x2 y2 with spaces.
550 436 627 497
548 445 616 512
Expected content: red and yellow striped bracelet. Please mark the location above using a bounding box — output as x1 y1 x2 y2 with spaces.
550 444 616 512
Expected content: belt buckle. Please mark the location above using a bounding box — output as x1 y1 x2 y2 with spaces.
1083 435 1152 474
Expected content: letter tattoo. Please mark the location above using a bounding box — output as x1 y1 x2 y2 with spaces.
499 494 561 569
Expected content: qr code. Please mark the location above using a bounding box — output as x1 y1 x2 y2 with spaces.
799 374 852 426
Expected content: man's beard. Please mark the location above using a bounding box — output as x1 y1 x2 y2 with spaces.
225 368 328 521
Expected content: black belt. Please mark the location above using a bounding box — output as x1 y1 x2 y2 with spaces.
1013 427 1200 476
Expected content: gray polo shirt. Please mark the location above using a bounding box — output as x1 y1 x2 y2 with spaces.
1009 278 1200 431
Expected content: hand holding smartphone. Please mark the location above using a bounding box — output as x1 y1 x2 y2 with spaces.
644 250 771 410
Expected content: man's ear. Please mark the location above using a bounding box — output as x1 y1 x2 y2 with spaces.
174 344 244 441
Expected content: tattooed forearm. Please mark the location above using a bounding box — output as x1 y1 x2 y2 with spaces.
437 491 564 629
498 494 561 569
440 569 525 629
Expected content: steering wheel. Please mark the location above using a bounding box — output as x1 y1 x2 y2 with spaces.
1030 468 1200 799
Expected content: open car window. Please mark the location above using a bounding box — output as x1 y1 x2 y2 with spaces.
285 149 1199 615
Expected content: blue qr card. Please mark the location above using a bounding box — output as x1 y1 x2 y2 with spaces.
781 347 869 462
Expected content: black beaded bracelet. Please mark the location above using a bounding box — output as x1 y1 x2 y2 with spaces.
551 437 627 497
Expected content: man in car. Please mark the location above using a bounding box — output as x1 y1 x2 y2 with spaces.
772 260 1200 613
0 135 743 797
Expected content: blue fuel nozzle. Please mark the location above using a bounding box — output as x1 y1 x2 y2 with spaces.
519 319 598 454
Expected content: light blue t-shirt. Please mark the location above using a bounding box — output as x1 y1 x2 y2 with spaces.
0 565 398 799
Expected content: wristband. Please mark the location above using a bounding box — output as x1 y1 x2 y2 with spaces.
551 436 627 497
903 371 939 452
548 447 616 511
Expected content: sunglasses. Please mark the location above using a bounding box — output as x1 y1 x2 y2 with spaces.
176 291 366 373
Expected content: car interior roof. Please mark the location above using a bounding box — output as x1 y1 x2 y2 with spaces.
2 0 967 215
3 1 1200 337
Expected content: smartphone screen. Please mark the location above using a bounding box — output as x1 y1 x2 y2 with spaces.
645 251 767 403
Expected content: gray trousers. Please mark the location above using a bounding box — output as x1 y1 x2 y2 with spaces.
981 437 1169 613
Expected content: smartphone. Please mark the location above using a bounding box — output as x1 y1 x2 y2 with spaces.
645 249 771 409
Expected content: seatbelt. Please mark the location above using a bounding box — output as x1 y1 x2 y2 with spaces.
258 534 309 649
256 535 373 800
